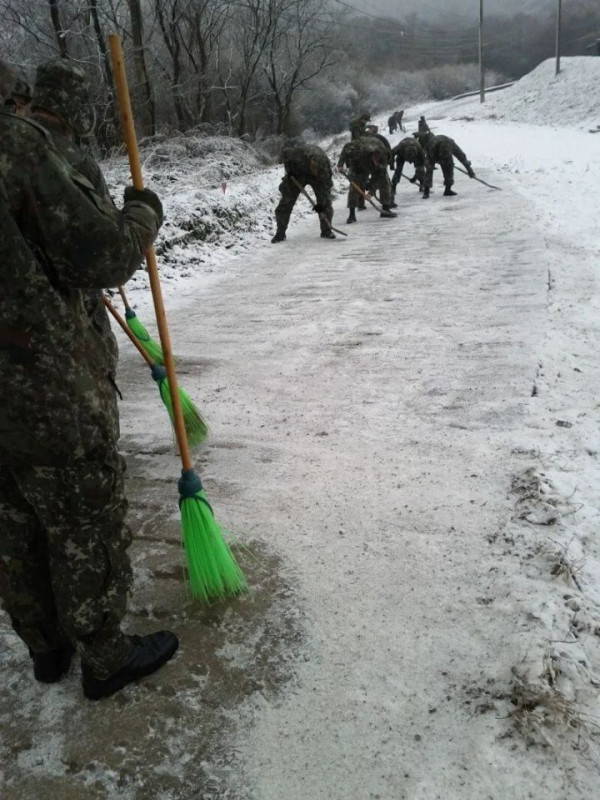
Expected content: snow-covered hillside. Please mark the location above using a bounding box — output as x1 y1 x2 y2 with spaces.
478 57 600 129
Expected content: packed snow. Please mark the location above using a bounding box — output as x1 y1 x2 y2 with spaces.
2 55 600 800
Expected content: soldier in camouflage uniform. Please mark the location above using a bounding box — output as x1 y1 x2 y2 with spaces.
349 111 370 140
0 59 178 700
337 135 397 223
272 140 335 243
390 136 427 195
387 110 405 135
418 115 431 135
421 132 475 199
3 75 32 115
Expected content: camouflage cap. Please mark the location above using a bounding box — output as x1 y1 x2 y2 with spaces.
32 58 94 136
10 76 32 104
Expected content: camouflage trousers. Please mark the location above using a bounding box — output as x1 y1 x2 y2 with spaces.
275 174 334 234
424 155 455 189
346 167 370 209
0 446 133 678
393 162 425 193
364 166 393 207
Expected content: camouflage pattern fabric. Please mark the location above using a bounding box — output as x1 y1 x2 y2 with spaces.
388 111 404 134
0 451 132 677
349 115 369 140
423 134 472 190
275 144 334 233
337 136 393 208
418 116 431 135
0 111 161 676
32 59 95 138
4 76 32 112
31 112 120 379
391 137 426 187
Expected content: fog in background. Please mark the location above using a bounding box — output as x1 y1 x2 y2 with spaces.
353 0 556 24
0 0 598 151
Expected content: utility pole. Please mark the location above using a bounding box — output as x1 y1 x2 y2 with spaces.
479 0 485 103
555 0 562 75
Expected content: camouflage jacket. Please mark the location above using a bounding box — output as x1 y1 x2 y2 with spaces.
391 138 426 170
426 134 471 169
31 114 120 379
337 136 389 172
282 144 333 185
349 117 368 140
0 111 161 466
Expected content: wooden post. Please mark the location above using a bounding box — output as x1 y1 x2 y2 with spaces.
555 0 562 76
479 0 485 103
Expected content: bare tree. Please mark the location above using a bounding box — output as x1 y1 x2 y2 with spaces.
126 0 155 136
262 0 337 135
48 0 69 56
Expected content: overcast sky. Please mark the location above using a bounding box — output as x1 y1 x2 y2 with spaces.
338 0 555 24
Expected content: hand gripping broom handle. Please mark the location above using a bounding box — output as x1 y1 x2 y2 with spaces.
288 175 348 237
103 295 154 368
339 170 383 212
108 34 193 472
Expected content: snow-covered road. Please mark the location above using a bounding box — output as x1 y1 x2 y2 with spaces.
120 112 600 797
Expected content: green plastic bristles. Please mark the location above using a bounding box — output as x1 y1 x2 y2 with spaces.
179 470 247 602
152 365 208 447
125 307 165 365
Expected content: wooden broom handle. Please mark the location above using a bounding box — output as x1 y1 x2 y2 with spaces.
108 33 192 471
118 285 129 308
103 295 154 368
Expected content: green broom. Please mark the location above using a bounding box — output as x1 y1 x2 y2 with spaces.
118 286 165 365
103 296 208 448
109 34 246 602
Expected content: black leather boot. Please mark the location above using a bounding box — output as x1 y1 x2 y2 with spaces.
347 208 357 224
380 205 397 218
81 631 179 700
30 644 74 683
443 186 457 196
271 228 286 243
422 187 430 199
320 229 336 239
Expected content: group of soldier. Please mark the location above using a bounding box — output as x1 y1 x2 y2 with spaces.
0 61 179 699
272 109 476 244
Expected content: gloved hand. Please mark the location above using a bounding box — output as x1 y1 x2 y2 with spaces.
124 187 164 225
466 163 475 178
313 204 325 214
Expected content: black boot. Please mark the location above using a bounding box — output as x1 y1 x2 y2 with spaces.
320 229 336 239
422 187 430 199
81 631 179 700
443 186 457 196
389 200 398 209
347 208 357 224
29 644 74 683
380 205 397 218
271 228 286 243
